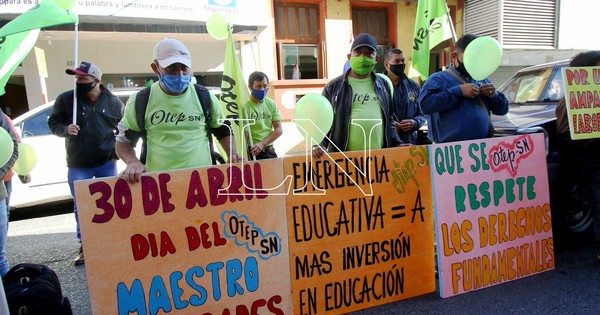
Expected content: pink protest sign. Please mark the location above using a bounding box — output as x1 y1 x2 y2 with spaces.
431 133 555 298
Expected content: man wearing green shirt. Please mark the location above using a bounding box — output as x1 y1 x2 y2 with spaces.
313 33 402 158
242 71 283 160
116 38 241 183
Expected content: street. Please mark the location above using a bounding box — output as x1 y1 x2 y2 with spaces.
6 205 600 315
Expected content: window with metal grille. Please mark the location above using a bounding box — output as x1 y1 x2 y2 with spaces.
465 0 557 48
502 0 557 47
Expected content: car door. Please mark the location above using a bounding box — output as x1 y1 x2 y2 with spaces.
10 105 71 208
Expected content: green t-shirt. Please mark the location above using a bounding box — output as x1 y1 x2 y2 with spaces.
121 82 224 171
346 76 384 151
241 97 282 145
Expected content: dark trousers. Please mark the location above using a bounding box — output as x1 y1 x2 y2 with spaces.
249 145 277 160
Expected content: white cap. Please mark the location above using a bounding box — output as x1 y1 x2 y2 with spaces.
153 38 192 68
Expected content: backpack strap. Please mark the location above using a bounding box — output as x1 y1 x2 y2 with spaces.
134 86 151 164
194 84 219 165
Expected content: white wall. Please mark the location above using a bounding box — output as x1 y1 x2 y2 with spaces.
558 0 600 49
2 0 274 110
16 35 228 107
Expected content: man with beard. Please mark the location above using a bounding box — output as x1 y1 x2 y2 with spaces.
383 48 426 144
418 34 508 143
48 61 124 265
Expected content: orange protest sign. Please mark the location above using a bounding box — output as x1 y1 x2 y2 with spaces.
284 146 436 314
75 160 293 314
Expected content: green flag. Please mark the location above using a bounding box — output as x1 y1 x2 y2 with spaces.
219 30 251 160
0 0 79 39
410 0 455 80
0 29 40 95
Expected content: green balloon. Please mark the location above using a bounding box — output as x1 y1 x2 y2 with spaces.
377 73 394 95
207 14 229 40
463 36 503 81
52 0 76 10
13 142 38 175
294 93 334 144
0 128 14 167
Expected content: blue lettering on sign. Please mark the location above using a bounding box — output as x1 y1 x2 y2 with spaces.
222 210 283 260
116 258 259 314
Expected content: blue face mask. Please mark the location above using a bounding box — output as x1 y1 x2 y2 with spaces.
251 89 268 101
160 73 192 93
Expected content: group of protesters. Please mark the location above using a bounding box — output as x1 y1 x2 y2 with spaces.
2 32 598 272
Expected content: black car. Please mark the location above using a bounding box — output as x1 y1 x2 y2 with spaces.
494 60 593 249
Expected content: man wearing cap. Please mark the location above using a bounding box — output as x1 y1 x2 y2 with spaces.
313 33 402 158
48 61 124 265
115 38 241 183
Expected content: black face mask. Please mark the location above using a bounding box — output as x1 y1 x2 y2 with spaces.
76 81 96 96
389 64 406 77
455 59 470 78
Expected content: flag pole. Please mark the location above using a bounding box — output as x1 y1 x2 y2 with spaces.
444 0 457 43
71 22 79 125
244 106 256 161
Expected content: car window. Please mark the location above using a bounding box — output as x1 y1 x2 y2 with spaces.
21 107 52 138
501 67 554 103
541 72 564 101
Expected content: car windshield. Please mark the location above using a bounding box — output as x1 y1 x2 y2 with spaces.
500 66 564 103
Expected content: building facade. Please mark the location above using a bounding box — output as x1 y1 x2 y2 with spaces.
1 0 596 119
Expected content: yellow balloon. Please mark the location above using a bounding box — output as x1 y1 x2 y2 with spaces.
52 0 76 10
294 93 333 143
13 142 38 175
0 128 13 167
207 14 229 40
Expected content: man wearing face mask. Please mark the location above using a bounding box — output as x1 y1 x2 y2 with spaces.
384 48 426 144
313 33 402 158
115 38 241 182
241 71 282 160
48 61 124 265
419 34 508 143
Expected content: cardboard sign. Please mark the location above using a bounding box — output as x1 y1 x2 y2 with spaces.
75 159 293 314
431 133 554 298
562 66 600 139
284 146 436 314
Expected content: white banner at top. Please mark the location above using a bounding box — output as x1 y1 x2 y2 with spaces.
0 0 270 26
